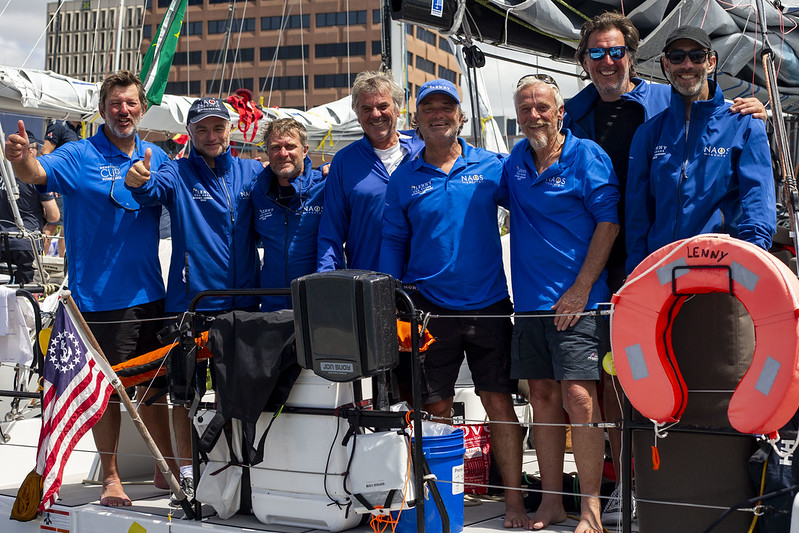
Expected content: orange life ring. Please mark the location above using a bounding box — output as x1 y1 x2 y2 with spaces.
610 234 799 436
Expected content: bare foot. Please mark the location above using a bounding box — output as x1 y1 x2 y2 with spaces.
530 503 567 531
153 467 169 490
503 506 531 528
574 516 603 533
503 494 531 528
99 479 132 507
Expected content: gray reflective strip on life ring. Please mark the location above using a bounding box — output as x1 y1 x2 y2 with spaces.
730 260 759 292
626 344 649 381
657 258 687 286
655 258 759 292
755 356 780 397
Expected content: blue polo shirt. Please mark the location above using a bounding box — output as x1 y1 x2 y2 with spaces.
38 126 168 312
380 139 509 310
502 130 619 312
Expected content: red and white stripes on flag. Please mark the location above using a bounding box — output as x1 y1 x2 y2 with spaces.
35 301 114 512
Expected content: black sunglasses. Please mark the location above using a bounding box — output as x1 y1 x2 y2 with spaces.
516 73 559 89
587 46 627 61
664 49 711 65
109 175 140 212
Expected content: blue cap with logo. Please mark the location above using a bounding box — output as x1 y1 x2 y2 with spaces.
416 79 460 107
186 97 231 126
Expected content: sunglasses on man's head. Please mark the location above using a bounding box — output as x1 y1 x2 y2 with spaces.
664 49 711 65
516 73 559 89
586 46 627 61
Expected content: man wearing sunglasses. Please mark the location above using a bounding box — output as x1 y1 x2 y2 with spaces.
624 26 776 532
564 14 767 520
253 118 325 311
4 71 177 508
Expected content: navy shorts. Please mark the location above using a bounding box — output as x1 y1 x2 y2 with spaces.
411 293 516 403
511 312 606 381
82 299 166 388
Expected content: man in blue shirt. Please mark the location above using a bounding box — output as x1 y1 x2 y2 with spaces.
5 71 177 508
126 97 262 500
41 120 81 258
504 76 619 533
253 118 325 311
380 79 529 529
317 71 423 272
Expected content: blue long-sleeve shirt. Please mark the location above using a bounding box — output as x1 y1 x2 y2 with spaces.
625 82 776 273
129 146 261 312
316 131 423 272
253 155 325 311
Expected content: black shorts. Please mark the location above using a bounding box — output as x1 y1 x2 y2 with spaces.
511 312 606 381
0 248 35 284
82 299 166 388
411 293 516 404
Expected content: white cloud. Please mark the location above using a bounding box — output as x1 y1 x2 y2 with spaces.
0 0 49 69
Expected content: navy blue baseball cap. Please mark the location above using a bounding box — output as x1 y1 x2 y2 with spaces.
416 79 460 106
187 97 230 126
663 26 712 52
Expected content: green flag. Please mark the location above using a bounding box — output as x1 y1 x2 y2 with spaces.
140 0 188 107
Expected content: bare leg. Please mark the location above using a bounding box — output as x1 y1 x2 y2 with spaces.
136 386 179 489
602 372 623 486
563 380 603 533
527 379 568 530
172 405 193 469
92 399 131 506
480 391 530 529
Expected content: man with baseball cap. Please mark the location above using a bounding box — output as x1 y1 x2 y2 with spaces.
126 96 263 500
380 79 530 528
624 26 775 530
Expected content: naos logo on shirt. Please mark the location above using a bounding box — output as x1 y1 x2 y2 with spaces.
460 174 484 184
259 208 274 220
192 187 212 201
653 145 667 159
514 166 527 181
240 190 251 199
410 181 433 197
544 175 566 188
99 164 122 181
703 145 730 158
300 204 323 215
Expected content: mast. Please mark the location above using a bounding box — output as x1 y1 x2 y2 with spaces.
218 3 235 98
114 0 125 72
755 0 799 276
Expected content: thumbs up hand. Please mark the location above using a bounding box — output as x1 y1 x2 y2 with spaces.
4 120 30 163
126 148 152 188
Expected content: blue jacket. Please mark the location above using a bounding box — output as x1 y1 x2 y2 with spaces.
39 126 167 312
253 155 325 311
563 78 672 140
625 82 776 273
316 131 423 272
130 146 262 312
380 139 509 310
502 130 619 312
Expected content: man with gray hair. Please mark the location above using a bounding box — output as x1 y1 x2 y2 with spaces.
316 71 423 272
504 75 619 533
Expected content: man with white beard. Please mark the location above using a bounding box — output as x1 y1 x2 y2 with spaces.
502 76 619 533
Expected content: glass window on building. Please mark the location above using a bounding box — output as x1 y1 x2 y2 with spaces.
316 11 367 27
314 73 358 89
260 45 309 61
372 41 382 56
315 42 366 58
438 66 458 84
142 25 152 40
260 76 309 91
416 27 437 46
416 56 435 75
262 14 309 31
373 9 381 24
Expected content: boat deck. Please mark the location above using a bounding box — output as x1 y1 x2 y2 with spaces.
0 447 637 533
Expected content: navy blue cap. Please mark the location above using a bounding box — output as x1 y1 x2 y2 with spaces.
25 130 41 147
187 97 230 126
416 79 460 106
